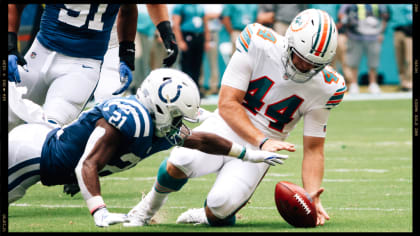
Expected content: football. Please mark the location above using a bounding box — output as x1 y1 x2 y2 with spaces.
274 181 317 227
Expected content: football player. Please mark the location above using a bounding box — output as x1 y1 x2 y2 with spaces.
8 4 177 128
8 68 288 227
124 9 346 227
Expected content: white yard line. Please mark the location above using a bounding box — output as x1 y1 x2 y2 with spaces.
9 203 410 212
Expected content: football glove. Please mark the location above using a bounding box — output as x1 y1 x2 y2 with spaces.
93 207 129 227
157 21 178 67
113 41 135 95
8 32 27 83
63 183 80 197
112 61 133 95
243 149 289 166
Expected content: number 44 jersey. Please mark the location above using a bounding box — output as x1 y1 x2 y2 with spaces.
221 23 347 141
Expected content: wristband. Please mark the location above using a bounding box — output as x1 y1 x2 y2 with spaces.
228 143 247 160
87 195 106 215
119 41 135 70
259 137 269 150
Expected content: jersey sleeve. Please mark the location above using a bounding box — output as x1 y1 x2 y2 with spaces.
321 66 347 109
100 98 153 138
222 23 277 91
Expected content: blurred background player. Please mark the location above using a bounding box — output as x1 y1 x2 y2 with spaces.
172 4 210 96
391 4 412 92
221 4 258 59
8 4 177 129
257 4 307 35
124 9 345 227
199 4 223 96
338 4 389 94
8 68 288 227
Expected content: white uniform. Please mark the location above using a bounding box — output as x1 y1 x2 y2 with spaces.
93 23 122 104
168 23 346 219
9 4 120 128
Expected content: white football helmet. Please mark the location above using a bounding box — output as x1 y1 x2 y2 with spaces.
136 68 200 139
283 9 338 83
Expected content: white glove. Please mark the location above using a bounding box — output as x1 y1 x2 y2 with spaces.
243 149 289 166
93 207 128 227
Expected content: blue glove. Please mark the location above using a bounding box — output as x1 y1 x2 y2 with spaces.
8 55 21 83
112 62 133 95
8 32 28 83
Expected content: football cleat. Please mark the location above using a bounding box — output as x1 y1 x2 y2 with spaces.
176 208 209 225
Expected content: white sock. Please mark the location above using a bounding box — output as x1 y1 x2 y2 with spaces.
143 184 170 217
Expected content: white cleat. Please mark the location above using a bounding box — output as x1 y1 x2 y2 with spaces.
123 200 151 227
176 208 209 225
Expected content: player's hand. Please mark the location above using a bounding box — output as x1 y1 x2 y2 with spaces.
261 139 296 152
157 21 178 67
63 183 80 197
8 32 27 83
112 62 133 95
93 207 129 227
243 149 289 166
308 188 330 226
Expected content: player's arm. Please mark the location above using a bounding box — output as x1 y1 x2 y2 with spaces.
146 4 178 67
75 118 127 227
301 108 332 226
112 4 137 95
8 4 26 33
218 51 295 152
182 130 288 166
8 4 28 83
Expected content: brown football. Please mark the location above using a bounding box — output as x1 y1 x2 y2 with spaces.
274 181 317 227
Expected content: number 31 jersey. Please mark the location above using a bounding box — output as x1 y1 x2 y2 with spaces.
221 23 347 141
37 4 120 60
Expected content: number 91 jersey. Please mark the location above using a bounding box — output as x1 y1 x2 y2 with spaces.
37 4 120 60
221 23 347 140
40 96 173 186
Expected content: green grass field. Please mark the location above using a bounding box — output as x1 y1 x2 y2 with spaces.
7 98 413 232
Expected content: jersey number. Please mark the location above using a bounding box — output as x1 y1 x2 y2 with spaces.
58 4 108 30
242 76 304 132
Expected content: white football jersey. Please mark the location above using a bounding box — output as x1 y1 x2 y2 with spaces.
221 23 346 140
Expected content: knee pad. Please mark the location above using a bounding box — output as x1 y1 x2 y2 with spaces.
204 199 236 227
155 158 188 193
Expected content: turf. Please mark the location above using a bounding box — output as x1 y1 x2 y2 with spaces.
7 98 413 232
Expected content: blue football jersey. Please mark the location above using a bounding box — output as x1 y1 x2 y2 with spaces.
39 96 174 186
36 4 120 60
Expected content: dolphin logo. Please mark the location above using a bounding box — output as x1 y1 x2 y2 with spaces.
158 78 183 103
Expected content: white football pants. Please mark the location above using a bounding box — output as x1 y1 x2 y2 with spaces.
8 123 52 204
93 46 121 103
9 38 101 128
168 113 271 219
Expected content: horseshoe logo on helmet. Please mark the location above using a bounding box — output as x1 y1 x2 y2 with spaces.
158 78 183 103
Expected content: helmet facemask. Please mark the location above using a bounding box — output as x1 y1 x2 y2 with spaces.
283 47 328 83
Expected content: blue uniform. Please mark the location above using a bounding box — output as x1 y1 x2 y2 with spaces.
37 4 120 60
39 96 174 186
